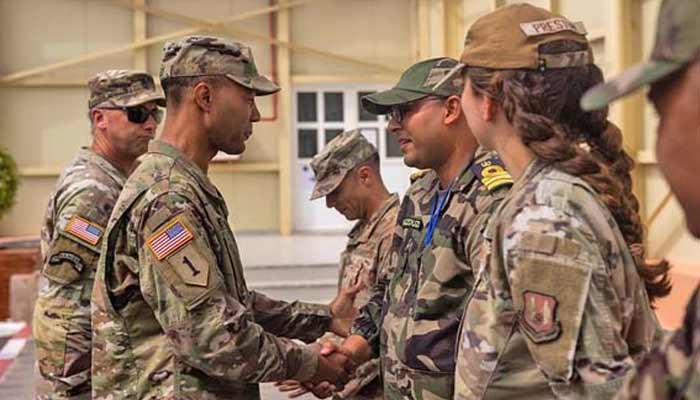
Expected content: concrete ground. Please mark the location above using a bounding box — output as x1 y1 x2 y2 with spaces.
0 232 347 399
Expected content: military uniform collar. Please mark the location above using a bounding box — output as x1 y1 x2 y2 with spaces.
79 147 127 185
348 193 399 244
510 157 549 193
410 150 482 196
147 140 223 201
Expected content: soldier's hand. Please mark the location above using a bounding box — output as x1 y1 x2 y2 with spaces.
328 279 364 337
308 349 355 387
275 380 336 399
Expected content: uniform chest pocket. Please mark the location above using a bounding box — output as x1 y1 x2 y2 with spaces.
42 234 98 285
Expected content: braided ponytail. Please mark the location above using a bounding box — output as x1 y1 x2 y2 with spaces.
465 40 671 302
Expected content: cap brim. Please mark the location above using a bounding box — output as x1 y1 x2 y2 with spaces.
227 74 280 96
361 88 428 115
581 60 685 111
309 171 349 200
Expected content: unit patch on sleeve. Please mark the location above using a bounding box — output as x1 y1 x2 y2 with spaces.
521 290 561 344
147 218 194 261
64 215 104 246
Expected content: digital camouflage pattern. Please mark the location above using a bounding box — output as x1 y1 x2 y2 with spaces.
33 148 126 399
309 130 378 201
160 35 279 96
581 0 700 110
615 287 700 400
91 140 332 399
352 150 511 400
454 159 662 399
327 193 399 400
88 69 164 109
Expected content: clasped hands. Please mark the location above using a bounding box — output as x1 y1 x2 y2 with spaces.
276 341 353 399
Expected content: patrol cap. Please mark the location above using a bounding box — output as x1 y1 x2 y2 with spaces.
88 69 165 109
159 35 279 96
433 4 593 91
361 57 463 115
581 0 700 110
309 130 378 200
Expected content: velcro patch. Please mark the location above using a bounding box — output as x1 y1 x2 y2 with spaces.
520 18 587 37
48 251 85 273
147 218 194 261
521 290 561 343
402 217 423 230
471 156 513 191
64 216 104 246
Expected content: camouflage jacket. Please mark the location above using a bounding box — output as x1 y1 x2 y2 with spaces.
33 147 126 399
454 159 662 400
615 286 700 400
352 150 511 400
327 193 399 400
91 140 332 400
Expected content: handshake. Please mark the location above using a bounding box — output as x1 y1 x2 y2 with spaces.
277 341 356 399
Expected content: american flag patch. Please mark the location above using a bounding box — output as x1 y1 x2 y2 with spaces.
65 216 103 246
147 218 194 261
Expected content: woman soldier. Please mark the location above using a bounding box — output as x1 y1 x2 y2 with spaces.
439 4 671 399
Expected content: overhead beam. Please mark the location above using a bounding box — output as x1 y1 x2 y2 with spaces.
0 0 316 83
112 0 402 75
1 0 402 83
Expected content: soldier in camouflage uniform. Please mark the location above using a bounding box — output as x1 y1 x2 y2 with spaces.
90 36 356 400
32 70 165 399
450 4 664 398
313 57 512 400
583 0 700 398
277 130 399 399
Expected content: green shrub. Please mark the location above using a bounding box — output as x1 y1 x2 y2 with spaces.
0 149 18 219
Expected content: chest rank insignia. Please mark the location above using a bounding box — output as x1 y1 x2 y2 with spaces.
65 215 104 246
471 156 513 191
402 217 423 230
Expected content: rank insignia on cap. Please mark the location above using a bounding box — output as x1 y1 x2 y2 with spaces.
64 216 104 246
471 156 514 191
147 218 194 261
521 290 561 344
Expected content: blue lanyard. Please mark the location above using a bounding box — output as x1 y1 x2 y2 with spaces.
424 183 453 247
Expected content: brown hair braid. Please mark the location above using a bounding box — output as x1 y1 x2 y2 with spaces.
464 40 671 302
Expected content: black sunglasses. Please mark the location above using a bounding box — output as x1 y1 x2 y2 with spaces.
99 106 163 124
388 96 446 123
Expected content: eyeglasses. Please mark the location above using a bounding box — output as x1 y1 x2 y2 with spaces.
388 96 446 123
99 106 163 124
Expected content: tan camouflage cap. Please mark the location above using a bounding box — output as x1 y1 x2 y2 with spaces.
581 0 700 110
159 35 279 96
309 130 378 200
433 4 592 91
88 69 165 109
362 57 463 115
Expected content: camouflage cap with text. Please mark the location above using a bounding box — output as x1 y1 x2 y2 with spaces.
433 4 593 91
361 57 463 115
581 0 700 110
309 130 378 200
159 35 279 96
88 69 165 109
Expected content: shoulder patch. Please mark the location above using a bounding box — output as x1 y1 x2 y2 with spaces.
147 217 194 261
64 215 104 246
471 156 513 191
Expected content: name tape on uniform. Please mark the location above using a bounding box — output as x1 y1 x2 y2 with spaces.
520 18 587 37
147 218 194 261
64 215 104 246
